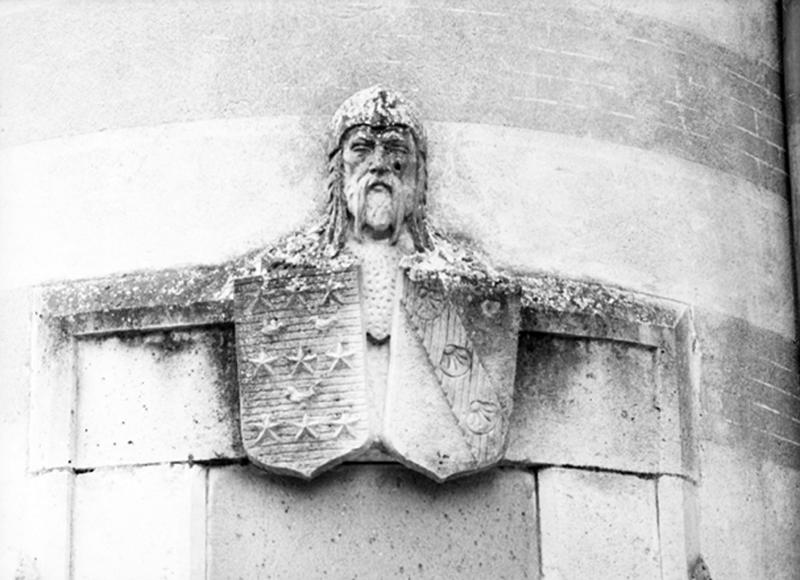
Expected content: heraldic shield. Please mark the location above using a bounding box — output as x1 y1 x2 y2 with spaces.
383 273 521 482
234 266 371 479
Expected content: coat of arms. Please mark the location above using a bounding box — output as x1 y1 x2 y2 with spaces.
234 86 520 481
234 266 371 478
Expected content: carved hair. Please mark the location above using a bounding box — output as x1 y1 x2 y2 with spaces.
319 143 433 255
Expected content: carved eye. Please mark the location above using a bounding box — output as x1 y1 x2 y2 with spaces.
386 143 409 155
439 344 472 377
349 141 372 154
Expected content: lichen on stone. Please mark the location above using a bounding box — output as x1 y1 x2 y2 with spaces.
37 227 678 332
402 233 518 298
243 229 359 276
517 274 677 327
400 233 676 327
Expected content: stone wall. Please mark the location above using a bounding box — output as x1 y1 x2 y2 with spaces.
1 1 797 578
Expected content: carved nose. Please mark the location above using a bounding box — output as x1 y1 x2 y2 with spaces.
369 159 389 174
368 148 390 174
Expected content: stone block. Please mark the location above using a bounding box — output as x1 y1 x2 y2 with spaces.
207 464 537 579
75 326 242 467
72 464 205 580
695 308 799 470
538 467 660 579
28 304 78 471
15 471 74 580
507 333 681 474
656 476 700 580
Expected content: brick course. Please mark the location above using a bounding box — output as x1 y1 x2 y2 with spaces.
3 1 785 194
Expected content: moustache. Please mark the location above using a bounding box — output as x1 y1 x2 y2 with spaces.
346 174 412 243
363 175 399 194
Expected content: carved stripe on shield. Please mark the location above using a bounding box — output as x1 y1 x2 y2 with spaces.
234 266 371 479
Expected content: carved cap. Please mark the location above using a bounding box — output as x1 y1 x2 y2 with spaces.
327 85 427 157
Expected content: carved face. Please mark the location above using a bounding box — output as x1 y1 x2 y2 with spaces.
341 125 419 240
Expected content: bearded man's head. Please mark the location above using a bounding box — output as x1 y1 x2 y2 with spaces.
320 86 432 253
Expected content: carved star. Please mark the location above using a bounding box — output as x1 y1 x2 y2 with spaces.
248 350 280 376
325 342 355 373
286 345 317 376
290 413 321 441
246 287 272 316
252 415 283 445
319 279 344 307
284 280 309 310
330 413 359 439
286 291 308 310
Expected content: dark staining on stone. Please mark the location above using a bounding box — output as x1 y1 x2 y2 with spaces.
206 327 243 449
138 329 198 355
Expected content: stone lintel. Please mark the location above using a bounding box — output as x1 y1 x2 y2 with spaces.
30 261 698 479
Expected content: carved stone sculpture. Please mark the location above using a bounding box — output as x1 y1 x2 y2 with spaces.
31 86 695 491
233 86 521 480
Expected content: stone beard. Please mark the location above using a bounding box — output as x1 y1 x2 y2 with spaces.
235 86 520 480
332 124 429 344
341 125 419 245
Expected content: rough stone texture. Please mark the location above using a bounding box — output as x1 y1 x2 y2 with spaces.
699 442 800 579
207 464 537 579
695 308 800 470
75 326 242 468
352 240 404 342
72 464 206 580
507 332 687 475
512 297 698 480
538 467 660 579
